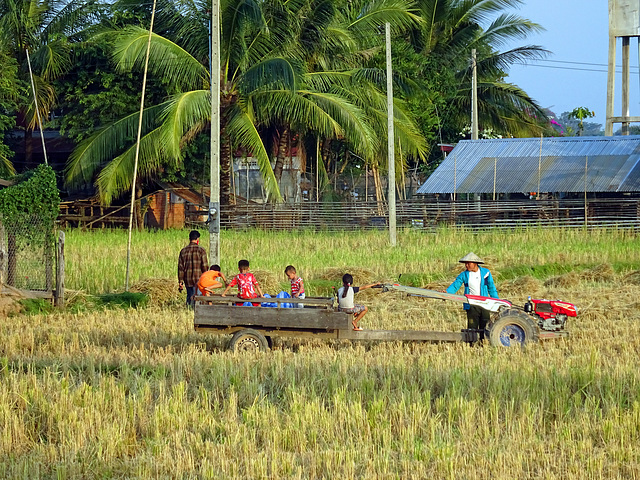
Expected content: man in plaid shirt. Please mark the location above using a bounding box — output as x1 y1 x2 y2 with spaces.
178 230 208 306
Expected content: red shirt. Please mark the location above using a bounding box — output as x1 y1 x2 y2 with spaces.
229 272 259 299
290 276 304 296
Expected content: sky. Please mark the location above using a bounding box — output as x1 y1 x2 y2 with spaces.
504 0 631 129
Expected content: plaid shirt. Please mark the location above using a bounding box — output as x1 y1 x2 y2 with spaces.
178 243 208 286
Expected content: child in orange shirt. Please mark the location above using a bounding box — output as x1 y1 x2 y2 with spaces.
197 265 227 296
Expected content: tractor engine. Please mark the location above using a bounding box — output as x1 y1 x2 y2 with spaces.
523 297 577 331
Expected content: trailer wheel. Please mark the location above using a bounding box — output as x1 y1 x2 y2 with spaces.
228 329 270 352
487 310 539 347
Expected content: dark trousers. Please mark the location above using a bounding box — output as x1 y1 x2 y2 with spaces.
186 285 196 307
466 305 490 339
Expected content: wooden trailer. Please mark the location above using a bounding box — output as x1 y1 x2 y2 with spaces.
194 295 482 352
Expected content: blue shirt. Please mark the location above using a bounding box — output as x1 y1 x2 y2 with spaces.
446 267 499 310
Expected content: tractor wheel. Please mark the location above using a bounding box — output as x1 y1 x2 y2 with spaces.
487 310 539 347
228 329 270 352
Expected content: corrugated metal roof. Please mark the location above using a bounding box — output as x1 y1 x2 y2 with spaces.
417 136 640 194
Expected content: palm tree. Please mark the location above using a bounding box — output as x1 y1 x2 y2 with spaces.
411 0 550 137
0 0 105 166
65 0 429 205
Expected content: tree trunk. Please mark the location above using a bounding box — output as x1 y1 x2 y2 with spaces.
220 131 233 210
273 126 289 184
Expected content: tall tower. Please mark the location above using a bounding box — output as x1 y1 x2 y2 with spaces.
606 0 640 135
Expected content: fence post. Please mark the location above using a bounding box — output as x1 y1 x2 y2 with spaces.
55 230 65 308
0 221 5 287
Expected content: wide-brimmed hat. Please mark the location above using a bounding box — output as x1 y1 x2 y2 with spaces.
459 252 484 264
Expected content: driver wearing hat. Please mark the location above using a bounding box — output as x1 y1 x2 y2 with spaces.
446 252 499 339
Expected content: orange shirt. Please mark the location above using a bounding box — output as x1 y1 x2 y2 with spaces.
197 270 223 295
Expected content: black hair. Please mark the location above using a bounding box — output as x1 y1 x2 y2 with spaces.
210 264 221 271
285 265 296 274
189 230 200 241
238 259 250 270
342 273 353 298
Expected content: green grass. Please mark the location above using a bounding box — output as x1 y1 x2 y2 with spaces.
0 227 639 478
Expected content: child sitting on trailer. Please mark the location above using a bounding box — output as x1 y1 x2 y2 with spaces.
221 259 264 306
285 265 305 308
197 264 227 296
337 273 380 330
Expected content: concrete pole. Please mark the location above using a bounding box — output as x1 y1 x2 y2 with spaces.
622 36 630 135
605 35 616 136
385 22 396 247
209 0 221 264
471 49 478 140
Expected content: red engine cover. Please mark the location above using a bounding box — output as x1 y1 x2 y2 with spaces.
531 299 577 319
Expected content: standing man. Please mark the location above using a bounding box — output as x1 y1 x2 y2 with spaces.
178 230 208 307
446 252 499 339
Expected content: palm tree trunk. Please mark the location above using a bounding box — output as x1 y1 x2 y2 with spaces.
273 126 290 184
220 131 233 208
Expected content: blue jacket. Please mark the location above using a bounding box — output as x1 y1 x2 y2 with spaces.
446 267 499 310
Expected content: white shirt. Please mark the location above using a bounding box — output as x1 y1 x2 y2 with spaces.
468 270 481 295
338 286 359 309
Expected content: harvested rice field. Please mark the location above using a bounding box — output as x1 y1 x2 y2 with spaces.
1 227 639 479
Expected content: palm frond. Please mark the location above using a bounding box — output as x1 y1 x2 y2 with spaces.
226 105 282 201
65 102 168 188
113 26 209 91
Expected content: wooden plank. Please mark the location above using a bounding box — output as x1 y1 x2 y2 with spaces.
194 303 351 329
337 329 468 342
194 295 334 306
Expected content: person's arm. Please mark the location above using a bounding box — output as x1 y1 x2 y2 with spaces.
256 283 264 298
178 251 185 289
486 271 499 298
446 272 465 294
220 273 228 284
200 250 208 274
358 282 381 291
221 276 236 297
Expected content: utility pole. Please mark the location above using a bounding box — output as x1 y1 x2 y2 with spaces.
209 0 221 264
385 22 396 247
471 49 478 140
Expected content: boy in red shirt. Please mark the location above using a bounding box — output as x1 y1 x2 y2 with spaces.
285 265 305 308
221 259 264 306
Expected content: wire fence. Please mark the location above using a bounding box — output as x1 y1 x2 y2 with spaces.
0 214 56 292
217 198 640 231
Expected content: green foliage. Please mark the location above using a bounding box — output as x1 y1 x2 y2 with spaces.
0 48 26 176
0 164 60 225
568 107 596 136
94 292 149 309
16 298 53 316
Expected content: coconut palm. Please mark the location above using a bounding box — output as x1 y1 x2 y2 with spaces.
65 0 429 204
411 0 550 137
0 0 106 165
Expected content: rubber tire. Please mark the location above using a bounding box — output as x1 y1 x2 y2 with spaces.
487 309 540 347
228 329 270 352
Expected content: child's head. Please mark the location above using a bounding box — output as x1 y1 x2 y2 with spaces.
285 265 297 280
238 259 250 272
210 264 221 271
341 273 353 298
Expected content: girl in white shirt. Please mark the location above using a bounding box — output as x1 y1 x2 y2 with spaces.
337 273 380 330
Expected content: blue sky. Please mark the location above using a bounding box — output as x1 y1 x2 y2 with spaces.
505 0 627 128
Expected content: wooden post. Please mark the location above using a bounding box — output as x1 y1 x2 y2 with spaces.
492 157 497 201
606 35 616 136
385 22 396 247
0 222 5 287
471 49 478 140
584 156 588 228
622 36 630 135
55 230 65 308
537 134 542 199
